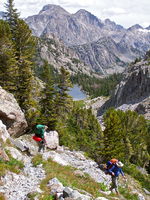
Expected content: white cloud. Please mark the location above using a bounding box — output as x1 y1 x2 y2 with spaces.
0 0 150 28
102 7 127 16
142 22 150 28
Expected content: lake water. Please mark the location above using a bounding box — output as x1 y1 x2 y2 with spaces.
68 85 87 100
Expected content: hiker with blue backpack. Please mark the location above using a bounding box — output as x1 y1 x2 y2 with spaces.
108 161 126 194
33 124 48 152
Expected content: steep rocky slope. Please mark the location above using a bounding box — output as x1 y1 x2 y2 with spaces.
71 37 127 74
36 34 92 75
0 88 149 200
97 54 150 119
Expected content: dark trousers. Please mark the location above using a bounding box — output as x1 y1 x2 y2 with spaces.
37 140 46 152
110 176 119 193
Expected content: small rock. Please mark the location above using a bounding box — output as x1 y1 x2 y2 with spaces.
74 170 85 177
143 188 150 195
47 178 64 194
99 190 111 195
63 187 73 198
95 197 109 200
138 193 145 200
5 147 24 161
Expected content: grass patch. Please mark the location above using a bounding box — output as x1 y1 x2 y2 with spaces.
119 187 138 200
124 164 150 191
0 148 24 176
39 195 54 200
73 100 85 108
0 157 24 176
39 158 108 198
31 154 43 167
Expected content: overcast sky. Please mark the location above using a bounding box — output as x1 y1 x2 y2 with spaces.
0 0 150 28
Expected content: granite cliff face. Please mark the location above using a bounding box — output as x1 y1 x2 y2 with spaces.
0 87 27 137
26 4 150 74
71 37 127 74
36 34 91 75
98 53 150 119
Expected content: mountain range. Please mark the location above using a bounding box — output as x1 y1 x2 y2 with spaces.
25 4 150 74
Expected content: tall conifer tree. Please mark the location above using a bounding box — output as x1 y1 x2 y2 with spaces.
5 0 38 126
39 61 57 129
0 20 18 93
55 66 72 118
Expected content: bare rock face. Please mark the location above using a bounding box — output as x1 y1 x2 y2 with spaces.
0 87 27 137
45 131 59 149
0 146 9 161
111 63 150 106
0 120 10 142
98 60 150 119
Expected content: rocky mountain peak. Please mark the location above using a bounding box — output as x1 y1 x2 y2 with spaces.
74 9 103 27
39 4 69 16
146 25 150 30
104 18 124 30
127 24 143 31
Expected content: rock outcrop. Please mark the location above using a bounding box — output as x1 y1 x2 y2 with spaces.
45 131 59 150
37 36 91 75
0 87 27 137
0 120 10 143
98 59 150 119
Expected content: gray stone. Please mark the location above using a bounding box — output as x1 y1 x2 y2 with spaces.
47 178 64 194
45 131 59 149
9 138 29 152
0 120 10 143
138 193 145 200
143 188 150 195
71 190 91 200
95 197 109 200
0 87 27 137
63 187 73 198
5 147 24 161
74 170 85 178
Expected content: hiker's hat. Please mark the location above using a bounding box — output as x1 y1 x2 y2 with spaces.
116 161 124 167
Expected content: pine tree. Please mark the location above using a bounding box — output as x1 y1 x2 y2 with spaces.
5 1 38 126
0 20 18 93
102 108 125 161
102 108 150 167
55 67 73 118
39 61 57 129
5 0 19 38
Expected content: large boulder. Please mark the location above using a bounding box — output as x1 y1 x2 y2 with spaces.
45 131 59 149
0 87 27 137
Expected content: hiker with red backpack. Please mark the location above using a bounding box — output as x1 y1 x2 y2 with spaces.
33 124 48 152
